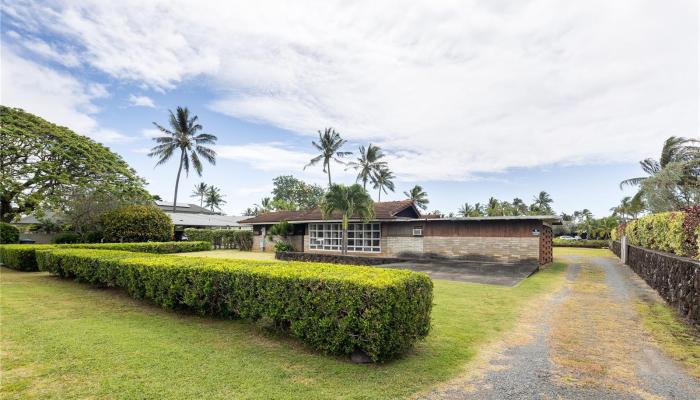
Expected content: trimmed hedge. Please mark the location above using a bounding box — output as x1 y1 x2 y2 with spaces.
553 238 608 248
103 205 173 242
184 228 253 250
0 241 211 271
36 248 433 361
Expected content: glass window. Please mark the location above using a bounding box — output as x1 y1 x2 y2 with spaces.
308 222 381 252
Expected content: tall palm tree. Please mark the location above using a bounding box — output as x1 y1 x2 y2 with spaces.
486 197 501 216
191 182 209 207
148 107 217 212
621 136 699 190
404 185 429 210
255 197 273 213
320 184 375 255
512 198 529 215
530 191 554 214
204 186 226 212
372 167 395 201
304 128 352 187
346 144 387 190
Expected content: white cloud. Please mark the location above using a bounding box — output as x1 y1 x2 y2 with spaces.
216 143 315 171
2 0 696 179
132 147 151 154
128 94 155 108
141 128 162 138
0 47 132 144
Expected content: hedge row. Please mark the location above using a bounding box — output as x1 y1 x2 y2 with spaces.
184 229 253 250
612 210 700 258
0 241 212 271
552 238 608 248
35 248 433 361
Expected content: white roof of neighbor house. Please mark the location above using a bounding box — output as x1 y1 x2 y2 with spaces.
166 212 248 228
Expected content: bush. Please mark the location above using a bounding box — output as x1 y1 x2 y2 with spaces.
0 241 211 271
35 248 433 361
0 222 19 244
553 238 608 248
274 241 295 252
102 205 173 242
54 232 81 244
623 212 689 256
184 228 253 250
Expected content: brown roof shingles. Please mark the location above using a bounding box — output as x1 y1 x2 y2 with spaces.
240 199 419 224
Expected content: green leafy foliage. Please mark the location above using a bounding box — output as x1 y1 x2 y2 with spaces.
0 222 19 244
102 205 173 242
0 106 149 222
623 212 690 256
271 175 325 210
273 241 295 252
552 239 608 248
183 229 253 250
54 232 81 244
35 248 433 361
0 241 211 271
267 220 292 238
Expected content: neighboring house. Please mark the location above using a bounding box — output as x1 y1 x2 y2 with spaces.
240 200 560 266
155 200 218 215
155 202 248 240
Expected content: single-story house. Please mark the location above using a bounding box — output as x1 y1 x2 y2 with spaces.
240 200 561 265
155 202 248 240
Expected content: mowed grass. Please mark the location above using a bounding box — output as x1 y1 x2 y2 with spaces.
1 258 566 399
176 249 277 261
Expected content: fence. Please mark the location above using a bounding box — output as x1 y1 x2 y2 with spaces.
611 239 700 327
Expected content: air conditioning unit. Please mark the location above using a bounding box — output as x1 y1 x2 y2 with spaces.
412 226 423 236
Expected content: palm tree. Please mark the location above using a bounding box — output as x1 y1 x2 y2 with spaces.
148 107 217 212
191 182 209 207
404 185 429 210
320 184 375 255
486 197 501 216
530 191 554 214
204 186 226 212
346 144 387 190
304 128 352 187
458 202 474 217
621 136 699 191
255 197 273 213
512 198 528 215
372 167 395 201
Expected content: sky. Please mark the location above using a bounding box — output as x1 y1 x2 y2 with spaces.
1 0 697 217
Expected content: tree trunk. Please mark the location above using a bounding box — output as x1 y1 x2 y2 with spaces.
173 150 185 213
327 162 332 187
342 216 348 255
378 187 381 202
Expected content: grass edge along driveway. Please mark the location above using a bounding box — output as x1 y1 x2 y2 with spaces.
2 255 567 399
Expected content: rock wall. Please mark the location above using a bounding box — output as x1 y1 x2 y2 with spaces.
619 242 700 327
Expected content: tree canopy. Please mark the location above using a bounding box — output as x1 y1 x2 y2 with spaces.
271 175 325 210
0 106 150 222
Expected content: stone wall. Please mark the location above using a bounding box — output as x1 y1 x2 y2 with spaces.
617 242 700 327
253 234 303 252
275 251 405 266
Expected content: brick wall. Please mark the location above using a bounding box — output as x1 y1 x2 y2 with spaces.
421 236 539 264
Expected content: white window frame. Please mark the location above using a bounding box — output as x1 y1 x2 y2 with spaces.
308 222 381 252
412 226 423 236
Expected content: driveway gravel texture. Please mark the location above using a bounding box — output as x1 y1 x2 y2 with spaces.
421 252 700 400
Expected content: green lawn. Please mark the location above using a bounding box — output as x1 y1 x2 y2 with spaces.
1 255 567 399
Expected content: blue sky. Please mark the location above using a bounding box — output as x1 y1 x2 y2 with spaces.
1 1 696 217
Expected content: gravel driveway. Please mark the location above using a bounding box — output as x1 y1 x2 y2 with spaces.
422 253 700 399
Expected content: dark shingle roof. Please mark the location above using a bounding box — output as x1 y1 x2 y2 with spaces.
240 200 420 224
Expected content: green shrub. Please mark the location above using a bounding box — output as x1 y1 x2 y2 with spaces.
274 241 295 252
54 232 81 244
35 248 432 361
0 241 211 271
0 222 20 244
622 212 690 256
103 205 173 242
553 238 608 248
0 244 55 271
184 228 253 250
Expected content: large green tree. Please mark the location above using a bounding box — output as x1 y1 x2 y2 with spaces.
0 106 149 222
304 128 352 187
271 175 325 210
320 184 375 255
149 107 217 213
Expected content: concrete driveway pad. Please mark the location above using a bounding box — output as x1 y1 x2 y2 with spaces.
380 259 539 286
